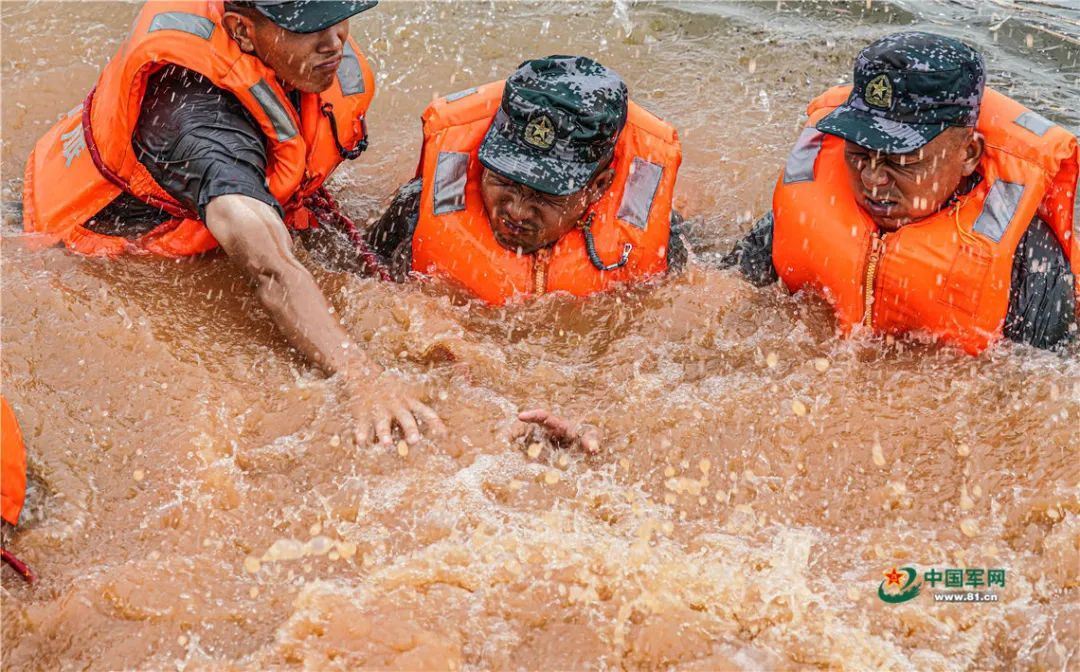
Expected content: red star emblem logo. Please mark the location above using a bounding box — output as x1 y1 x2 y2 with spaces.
884 566 903 587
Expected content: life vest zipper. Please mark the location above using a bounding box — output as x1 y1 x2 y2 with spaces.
863 232 885 328
532 247 552 296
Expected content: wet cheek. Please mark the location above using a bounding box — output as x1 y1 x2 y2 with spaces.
536 218 556 239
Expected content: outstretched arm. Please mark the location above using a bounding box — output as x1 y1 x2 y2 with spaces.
205 194 445 445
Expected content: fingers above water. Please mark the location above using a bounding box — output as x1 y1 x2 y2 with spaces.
373 407 394 446
578 424 602 454
517 408 601 453
391 402 421 445
343 371 446 448
518 408 575 442
410 399 447 438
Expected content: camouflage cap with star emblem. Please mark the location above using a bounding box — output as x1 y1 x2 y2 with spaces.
816 32 985 154
478 55 628 196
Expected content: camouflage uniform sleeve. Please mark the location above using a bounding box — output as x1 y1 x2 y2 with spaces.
719 211 779 286
666 210 689 272
365 178 423 282
1003 217 1077 350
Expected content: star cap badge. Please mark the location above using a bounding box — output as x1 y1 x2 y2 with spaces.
864 74 893 109
523 114 556 150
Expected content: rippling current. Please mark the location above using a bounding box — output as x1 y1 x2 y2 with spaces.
2 1 1078 669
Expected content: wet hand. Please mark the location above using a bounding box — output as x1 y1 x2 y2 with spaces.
514 408 601 454
343 369 446 448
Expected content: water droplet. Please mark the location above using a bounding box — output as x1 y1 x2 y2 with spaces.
337 541 357 559
872 442 885 467
960 518 979 537
959 485 974 511
307 536 333 556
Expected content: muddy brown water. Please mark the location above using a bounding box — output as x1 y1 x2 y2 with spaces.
2 1 1078 670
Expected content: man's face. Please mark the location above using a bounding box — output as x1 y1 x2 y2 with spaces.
479 168 610 255
225 11 349 93
843 127 983 232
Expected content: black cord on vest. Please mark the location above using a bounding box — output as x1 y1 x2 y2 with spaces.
321 102 368 160
579 214 632 271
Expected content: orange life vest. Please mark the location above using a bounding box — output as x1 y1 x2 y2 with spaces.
411 82 681 305
772 85 1078 354
1 397 27 527
22 0 375 257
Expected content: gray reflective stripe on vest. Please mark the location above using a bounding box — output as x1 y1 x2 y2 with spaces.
1014 111 1055 137
433 151 469 215
148 12 215 39
782 128 824 184
445 87 478 103
249 80 298 142
616 157 664 230
973 179 1025 243
337 41 365 96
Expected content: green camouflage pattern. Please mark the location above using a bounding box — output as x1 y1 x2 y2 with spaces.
816 32 986 154
243 1 377 34
478 55 628 196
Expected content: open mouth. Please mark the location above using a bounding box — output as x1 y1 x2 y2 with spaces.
862 195 899 214
499 218 534 236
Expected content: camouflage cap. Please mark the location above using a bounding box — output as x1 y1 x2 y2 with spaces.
816 32 985 154
234 1 377 34
478 56 628 196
